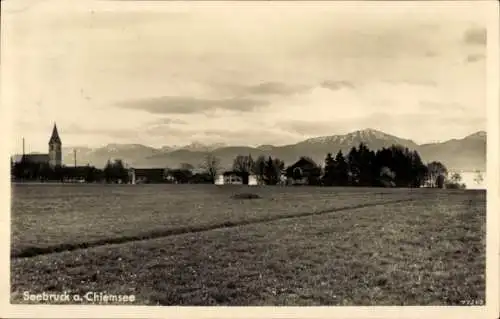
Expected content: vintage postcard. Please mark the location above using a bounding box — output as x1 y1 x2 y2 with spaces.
1 0 498 318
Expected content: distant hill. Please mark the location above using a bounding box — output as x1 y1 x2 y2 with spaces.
58 129 486 171
62 144 160 168
418 131 486 171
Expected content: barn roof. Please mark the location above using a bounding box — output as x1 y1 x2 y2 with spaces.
288 157 317 169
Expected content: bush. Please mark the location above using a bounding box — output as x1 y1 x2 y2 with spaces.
445 182 466 189
379 179 396 188
231 193 261 200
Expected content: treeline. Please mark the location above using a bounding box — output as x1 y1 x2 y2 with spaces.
231 155 285 185
10 158 214 184
322 144 429 187
10 159 129 183
222 143 467 188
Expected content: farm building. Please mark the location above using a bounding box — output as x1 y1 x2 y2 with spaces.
63 166 90 182
128 168 165 184
285 157 321 185
215 171 258 185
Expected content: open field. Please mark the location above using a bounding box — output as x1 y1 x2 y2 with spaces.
11 184 419 258
10 184 486 305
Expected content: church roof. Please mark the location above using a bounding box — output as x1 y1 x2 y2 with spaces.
19 154 50 164
49 123 61 144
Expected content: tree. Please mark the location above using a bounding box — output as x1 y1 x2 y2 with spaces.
252 155 267 185
347 146 360 186
200 153 221 183
356 143 376 186
272 157 285 184
426 161 448 188
333 150 349 186
306 161 322 186
450 172 462 184
379 166 396 187
445 172 466 189
264 156 283 185
190 172 213 184
436 174 446 189
322 153 336 186
83 165 101 183
410 150 427 188
474 170 484 185
232 154 254 185
170 168 193 184
104 160 113 183
103 159 128 183
180 163 194 171
113 159 129 183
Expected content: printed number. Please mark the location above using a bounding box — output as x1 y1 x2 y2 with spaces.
460 299 484 306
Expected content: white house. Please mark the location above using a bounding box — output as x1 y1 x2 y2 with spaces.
215 171 258 185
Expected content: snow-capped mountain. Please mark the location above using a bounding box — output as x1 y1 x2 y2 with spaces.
299 128 419 150
56 129 485 171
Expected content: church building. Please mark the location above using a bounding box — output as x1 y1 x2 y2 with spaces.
48 123 62 167
12 123 63 167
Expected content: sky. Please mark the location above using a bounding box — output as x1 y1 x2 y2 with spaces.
2 0 490 153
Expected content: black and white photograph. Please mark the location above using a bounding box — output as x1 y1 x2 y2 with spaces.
1 0 499 318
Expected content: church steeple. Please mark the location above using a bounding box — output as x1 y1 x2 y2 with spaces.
49 123 61 144
48 123 62 167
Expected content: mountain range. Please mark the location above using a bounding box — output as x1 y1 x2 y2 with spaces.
60 129 486 171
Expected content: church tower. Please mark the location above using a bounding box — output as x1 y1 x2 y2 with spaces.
48 123 62 167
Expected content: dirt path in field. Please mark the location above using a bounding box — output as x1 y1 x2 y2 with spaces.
12 198 415 259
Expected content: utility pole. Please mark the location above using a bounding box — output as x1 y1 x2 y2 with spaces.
22 137 25 162
74 149 77 167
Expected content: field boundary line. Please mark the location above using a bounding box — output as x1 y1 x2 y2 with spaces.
12 198 415 259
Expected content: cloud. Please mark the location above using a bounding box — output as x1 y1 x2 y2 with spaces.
425 51 438 58
214 81 310 97
320 80 356 91
64 123 139 139
384 79 437 87
6 2 488 151
148 117 188 125
144 117 192 136
465 53 485 63
277 120 337 136
145 125 193 137
463 27 486 46
243 82 309 96
116 96 269 115
195 127 297 146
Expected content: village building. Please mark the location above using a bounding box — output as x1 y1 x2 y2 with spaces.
128 168 166 184
63 166 90 183
215 171 258 185
285 157 321 185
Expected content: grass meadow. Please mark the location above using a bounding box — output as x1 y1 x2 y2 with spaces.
10 184 486 305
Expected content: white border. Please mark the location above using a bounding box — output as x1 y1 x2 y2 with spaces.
1 1 498 318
